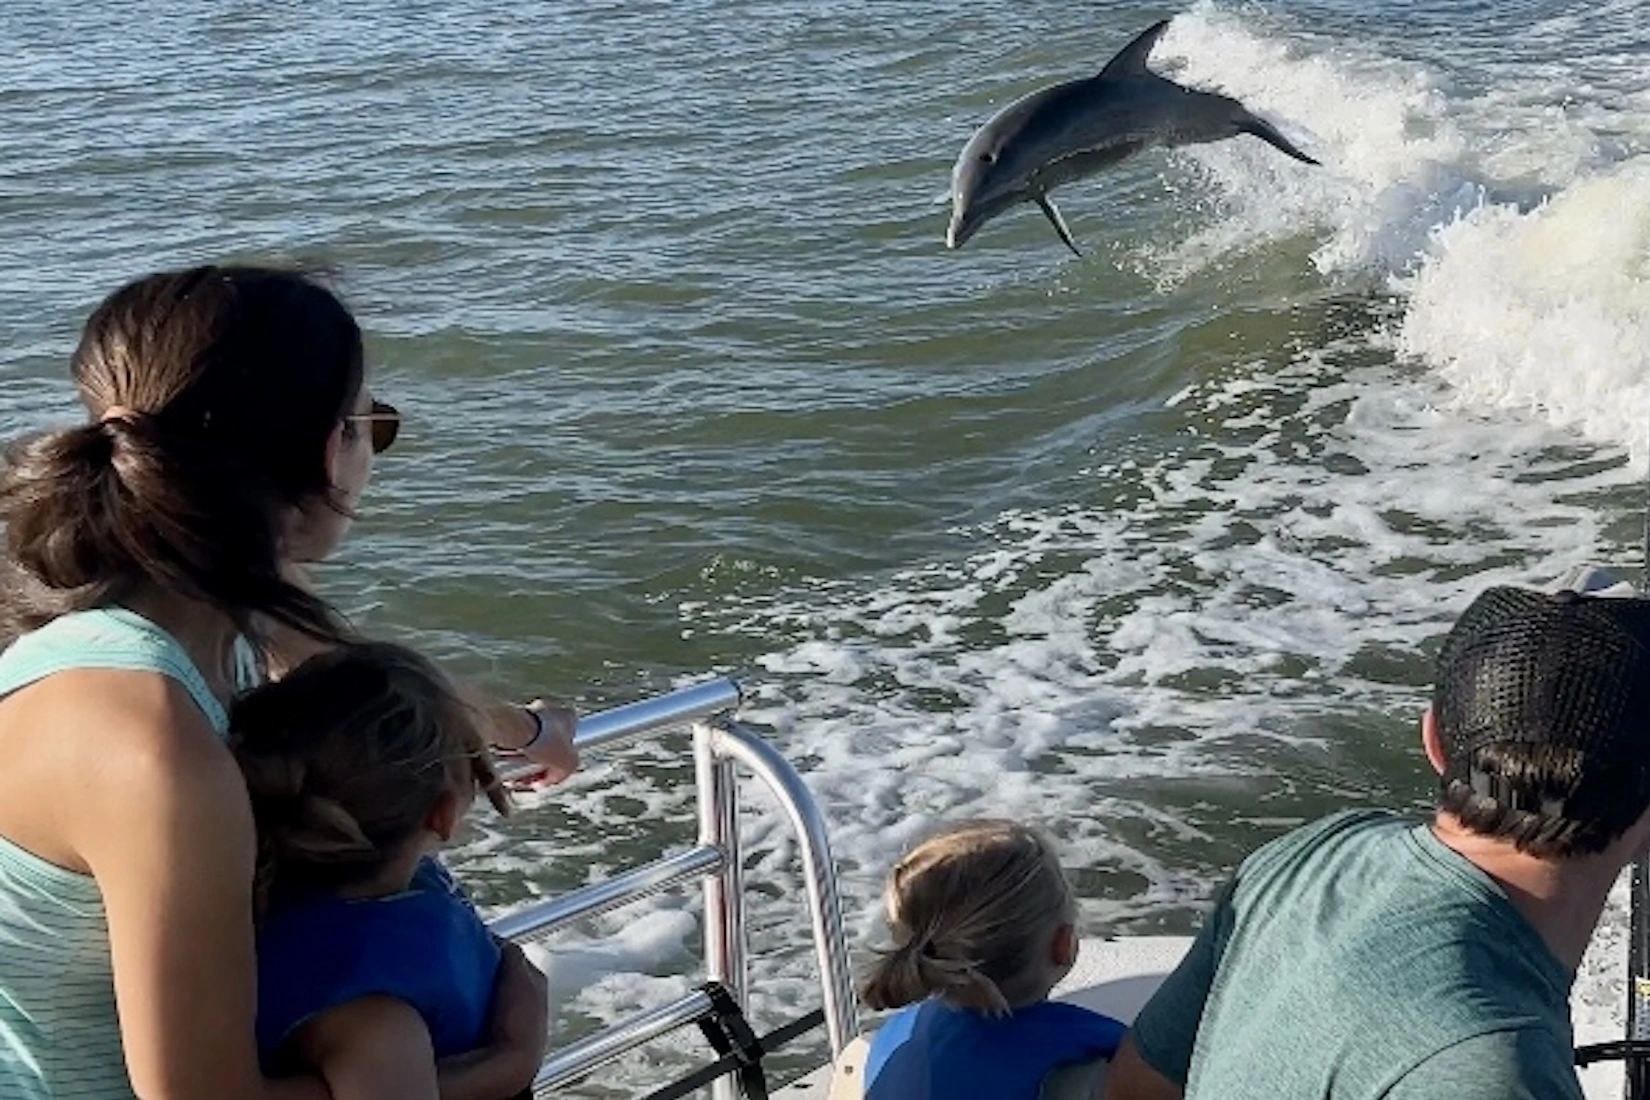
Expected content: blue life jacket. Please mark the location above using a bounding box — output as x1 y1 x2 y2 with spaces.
256 857 501 1067
864 998 1125 1100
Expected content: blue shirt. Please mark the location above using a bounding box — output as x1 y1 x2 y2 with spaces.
865 998 1125 1100
256 857 502 1067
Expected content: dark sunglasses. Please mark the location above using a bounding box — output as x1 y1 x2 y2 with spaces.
343 400 401 454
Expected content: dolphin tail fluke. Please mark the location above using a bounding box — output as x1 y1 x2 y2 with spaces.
1035 194 1083 257
1241 117 1320 166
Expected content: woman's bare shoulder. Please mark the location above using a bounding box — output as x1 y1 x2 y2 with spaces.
0 666 241 871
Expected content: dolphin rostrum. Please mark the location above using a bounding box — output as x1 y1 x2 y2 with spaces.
945 19 1319 256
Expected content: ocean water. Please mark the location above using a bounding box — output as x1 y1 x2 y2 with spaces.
2 0 1647 1094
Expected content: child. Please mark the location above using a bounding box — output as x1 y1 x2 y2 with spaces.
229 641 520 1100
860 820 1126 1099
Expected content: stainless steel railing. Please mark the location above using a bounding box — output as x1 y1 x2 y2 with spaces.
487 677 860 1098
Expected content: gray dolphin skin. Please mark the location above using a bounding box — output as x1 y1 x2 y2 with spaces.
946 19 1319 256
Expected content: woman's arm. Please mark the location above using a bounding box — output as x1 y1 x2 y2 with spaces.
75 676 328 1100
271 563 580 783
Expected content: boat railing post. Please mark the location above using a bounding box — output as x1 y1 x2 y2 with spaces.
694 720 748 1100
712 719 860 1056
488 677 859 1096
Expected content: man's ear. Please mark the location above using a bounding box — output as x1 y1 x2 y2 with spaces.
1421 706 1448 776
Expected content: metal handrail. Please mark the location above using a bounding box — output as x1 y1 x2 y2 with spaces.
498 677 744 783
714 721 857 1056
489 844 726 945
482 676 861 1098
532 990 716 1093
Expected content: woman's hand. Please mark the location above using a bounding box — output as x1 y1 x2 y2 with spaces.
492 701 579 786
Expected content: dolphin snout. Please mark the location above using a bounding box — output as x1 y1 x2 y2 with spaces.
946 205 984 251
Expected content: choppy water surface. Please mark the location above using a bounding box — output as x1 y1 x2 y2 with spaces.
3 0 1648 1092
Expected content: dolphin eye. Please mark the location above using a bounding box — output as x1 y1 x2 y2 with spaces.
980 152 997 164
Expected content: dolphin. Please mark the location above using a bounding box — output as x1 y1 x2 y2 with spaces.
945 19 1319 256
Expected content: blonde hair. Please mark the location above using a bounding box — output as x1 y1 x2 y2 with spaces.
861 819 1076 1016
229 641 510 913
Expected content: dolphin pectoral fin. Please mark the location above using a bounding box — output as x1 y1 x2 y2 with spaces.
1097 19 1171 81
1241 118 1320 166
1035 194 1083 257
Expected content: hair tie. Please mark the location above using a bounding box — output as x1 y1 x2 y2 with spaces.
99 405 139 426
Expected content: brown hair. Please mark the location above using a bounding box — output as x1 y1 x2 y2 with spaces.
0 265 363 649
861 820 1076 1016
228 641 510 912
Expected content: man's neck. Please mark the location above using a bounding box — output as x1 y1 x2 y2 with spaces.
1430 812 1618 972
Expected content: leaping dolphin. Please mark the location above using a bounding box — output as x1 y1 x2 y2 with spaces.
945 19 1319 256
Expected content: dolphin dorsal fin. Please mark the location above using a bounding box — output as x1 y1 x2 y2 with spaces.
1097 19 1171 80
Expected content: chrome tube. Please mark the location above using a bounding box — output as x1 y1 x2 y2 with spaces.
501 677 742 782
714 721 860 1055
486 678 862 1095
695 722 747 1100
488 844 725 945
574 678 742 752
532 989 714 1094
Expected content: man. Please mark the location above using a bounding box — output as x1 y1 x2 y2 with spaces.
1109 574 1650 1100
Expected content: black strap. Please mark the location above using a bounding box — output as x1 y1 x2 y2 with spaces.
1577 1039 1650 1067
633 984 826 1100
698 983 767 1100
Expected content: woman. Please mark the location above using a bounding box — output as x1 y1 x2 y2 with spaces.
0 265 566 1099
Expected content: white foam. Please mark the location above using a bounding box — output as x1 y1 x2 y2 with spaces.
1395 161 1650 464
1577 872 1632 1099
1143 4 1477 282
526 906 699 1002
1143 4 1650 466
629 335 1636 1094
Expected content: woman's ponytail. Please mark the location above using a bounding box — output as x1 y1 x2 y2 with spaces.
1 265 366 649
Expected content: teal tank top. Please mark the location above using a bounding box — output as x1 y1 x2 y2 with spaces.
0 608 249 1100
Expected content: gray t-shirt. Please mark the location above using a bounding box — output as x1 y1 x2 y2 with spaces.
1131 810 1582 1100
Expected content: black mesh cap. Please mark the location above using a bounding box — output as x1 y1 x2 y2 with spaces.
1434 586 1650 808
